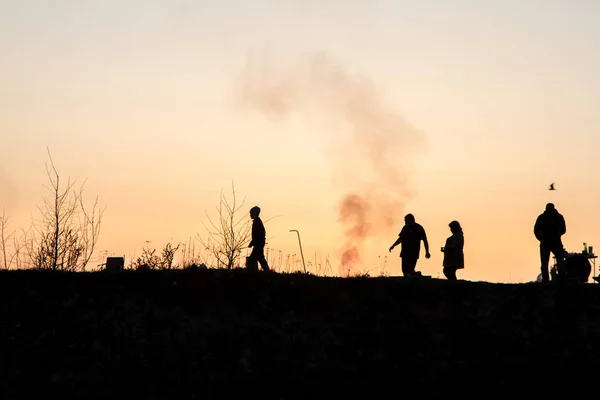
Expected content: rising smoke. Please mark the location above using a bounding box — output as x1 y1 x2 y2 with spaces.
234 50 427 276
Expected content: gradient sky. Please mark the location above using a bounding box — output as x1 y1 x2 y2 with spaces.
2 0 599 282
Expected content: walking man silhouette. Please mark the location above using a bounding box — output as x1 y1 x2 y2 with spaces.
389 213 431 276
247 206 270 271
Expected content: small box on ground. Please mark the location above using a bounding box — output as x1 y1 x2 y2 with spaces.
106 257 125 272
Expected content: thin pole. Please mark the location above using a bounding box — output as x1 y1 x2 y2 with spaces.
289 230 307 273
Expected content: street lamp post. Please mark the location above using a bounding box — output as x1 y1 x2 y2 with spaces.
289 229 307 273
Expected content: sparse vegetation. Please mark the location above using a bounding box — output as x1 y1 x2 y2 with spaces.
1 148 105 272
25 148 104 271
120 237 387 277
0 208 15 270
196 181 252 270
128 241 182 270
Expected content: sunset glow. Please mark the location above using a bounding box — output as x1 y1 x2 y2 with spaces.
2 0 600 283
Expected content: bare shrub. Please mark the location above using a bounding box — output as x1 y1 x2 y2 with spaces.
26 148 105 271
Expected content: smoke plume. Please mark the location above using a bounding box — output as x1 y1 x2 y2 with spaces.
234 50 427 276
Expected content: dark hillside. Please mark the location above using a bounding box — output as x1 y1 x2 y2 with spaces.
1 269 599 398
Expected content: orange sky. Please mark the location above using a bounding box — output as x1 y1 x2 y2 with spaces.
2 1 600 283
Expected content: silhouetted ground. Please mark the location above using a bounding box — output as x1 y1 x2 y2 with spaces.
1 269 600 398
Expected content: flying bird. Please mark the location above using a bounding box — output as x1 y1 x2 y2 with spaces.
549 183 556 191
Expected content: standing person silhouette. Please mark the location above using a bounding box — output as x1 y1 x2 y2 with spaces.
389 213 431 276
441 220 464 280
247 206 270 271
534 203 566 282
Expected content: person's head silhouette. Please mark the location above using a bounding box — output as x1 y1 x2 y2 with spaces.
449 220 462 234
250 206 261 219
